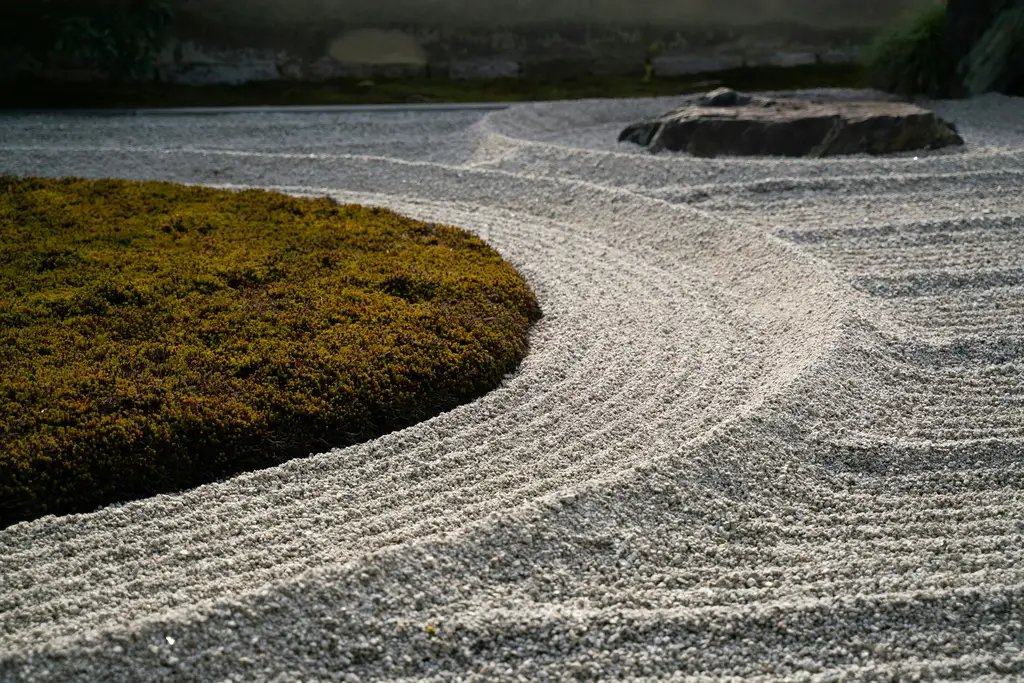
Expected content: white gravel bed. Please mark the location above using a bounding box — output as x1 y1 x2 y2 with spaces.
0 91 1022 682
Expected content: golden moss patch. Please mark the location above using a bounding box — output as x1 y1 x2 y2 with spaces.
0 176 541 528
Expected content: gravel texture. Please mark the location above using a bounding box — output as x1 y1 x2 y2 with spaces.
1 91 1023 682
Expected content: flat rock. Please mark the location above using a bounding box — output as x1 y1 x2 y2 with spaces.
619 88 965 157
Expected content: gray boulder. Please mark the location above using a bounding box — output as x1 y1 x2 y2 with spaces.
618 89 965 157
698 87 757 107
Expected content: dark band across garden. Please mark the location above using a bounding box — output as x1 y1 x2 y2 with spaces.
0 176 541 528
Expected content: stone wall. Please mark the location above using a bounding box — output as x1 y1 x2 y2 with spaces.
144 22 876 86
172 0 936 30
1 0 940 84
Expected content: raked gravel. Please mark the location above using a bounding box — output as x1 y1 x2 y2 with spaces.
0 91 1023 682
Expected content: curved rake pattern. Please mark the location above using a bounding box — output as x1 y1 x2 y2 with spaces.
0 93 1022 681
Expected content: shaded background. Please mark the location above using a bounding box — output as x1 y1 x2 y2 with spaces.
167 0 939 27
1 0 943 85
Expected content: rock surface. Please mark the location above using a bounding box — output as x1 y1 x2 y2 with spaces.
619 88 965 157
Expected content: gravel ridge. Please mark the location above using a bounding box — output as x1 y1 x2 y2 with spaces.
0 92 1022 681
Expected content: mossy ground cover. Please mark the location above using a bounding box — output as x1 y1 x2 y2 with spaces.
0 64 866 109
0 176 541 528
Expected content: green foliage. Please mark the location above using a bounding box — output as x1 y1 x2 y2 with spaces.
863 3 954 97
0 176 541 528
13 0 174 82
960 3 1024 96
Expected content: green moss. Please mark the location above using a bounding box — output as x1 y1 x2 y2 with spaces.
0 176 541 528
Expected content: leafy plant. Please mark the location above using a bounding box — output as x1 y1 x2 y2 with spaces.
959 2 1024 95
863 3 954 97
46 0 174 82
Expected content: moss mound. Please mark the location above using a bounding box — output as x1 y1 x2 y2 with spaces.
0 176 541 528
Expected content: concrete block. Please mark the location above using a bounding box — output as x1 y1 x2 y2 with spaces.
156 42 282 85
448 58 520 80
819 47 863 64
652 55 744 76
767 52 819 67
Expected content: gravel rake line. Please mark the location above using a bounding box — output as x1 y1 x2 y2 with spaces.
1 92 1023 681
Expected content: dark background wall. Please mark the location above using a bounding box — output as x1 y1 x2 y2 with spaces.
1 0 942 83
173 0 937 27
7 0 933 27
